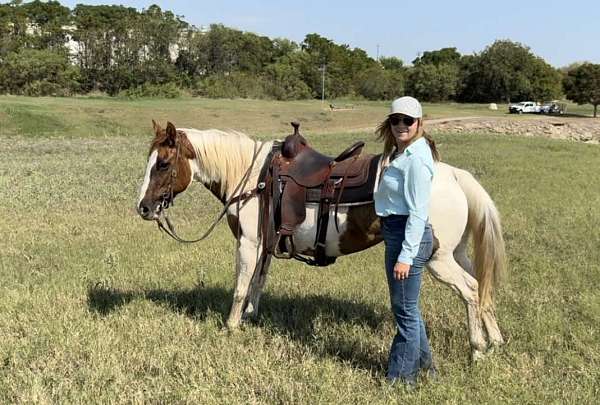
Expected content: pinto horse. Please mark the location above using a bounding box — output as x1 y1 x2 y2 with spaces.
137 121 507 360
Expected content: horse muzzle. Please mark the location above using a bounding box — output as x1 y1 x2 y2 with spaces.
137 200 162 221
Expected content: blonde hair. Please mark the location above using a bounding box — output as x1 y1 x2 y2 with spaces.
375 117 440 162
183 128 265 197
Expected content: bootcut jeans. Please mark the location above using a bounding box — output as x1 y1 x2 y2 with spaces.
380 214 434 383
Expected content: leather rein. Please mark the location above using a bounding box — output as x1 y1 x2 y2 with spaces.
155 137 268 244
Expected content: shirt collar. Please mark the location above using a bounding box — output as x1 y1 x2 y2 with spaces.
404 137 428 156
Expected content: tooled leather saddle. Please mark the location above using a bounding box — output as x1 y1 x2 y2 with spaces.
258 122 380 266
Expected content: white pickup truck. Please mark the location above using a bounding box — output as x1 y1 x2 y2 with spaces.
508 101 540 114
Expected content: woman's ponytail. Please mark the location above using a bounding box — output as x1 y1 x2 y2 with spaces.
423 133 440 162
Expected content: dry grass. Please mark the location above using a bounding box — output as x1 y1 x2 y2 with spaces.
1 97 599 403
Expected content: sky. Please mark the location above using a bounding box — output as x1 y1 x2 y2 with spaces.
59 0 600 67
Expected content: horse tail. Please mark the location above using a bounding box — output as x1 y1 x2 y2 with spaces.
453 167 507 311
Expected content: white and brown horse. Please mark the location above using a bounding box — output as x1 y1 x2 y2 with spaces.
137 121 507 360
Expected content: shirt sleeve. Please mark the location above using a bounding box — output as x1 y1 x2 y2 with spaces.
397 157 433 265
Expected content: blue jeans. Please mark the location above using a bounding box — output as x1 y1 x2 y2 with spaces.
380 215 434 381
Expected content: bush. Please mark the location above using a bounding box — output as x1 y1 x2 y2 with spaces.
118 82 183 98
23 80 70 97
0 49 80 96
194 72 268 99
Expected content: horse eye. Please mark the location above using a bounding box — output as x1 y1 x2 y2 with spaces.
157 159 170 171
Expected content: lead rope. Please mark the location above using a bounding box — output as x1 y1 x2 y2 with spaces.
156 140 266 244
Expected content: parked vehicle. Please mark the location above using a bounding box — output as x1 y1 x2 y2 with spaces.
538 102 565 115
509 101 540 114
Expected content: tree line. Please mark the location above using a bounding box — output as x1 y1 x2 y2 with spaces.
1 1 599 115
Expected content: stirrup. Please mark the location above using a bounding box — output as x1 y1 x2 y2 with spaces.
273 234 295 259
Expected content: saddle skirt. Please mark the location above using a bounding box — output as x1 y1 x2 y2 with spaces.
303 154 380 204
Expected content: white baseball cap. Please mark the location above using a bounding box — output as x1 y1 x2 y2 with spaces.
389 96 422 118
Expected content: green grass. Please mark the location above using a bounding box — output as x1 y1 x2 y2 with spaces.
0 97 599 403
0 95 596 139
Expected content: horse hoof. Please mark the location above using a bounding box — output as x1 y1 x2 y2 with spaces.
492 336 505 347
242 303 258 320
471 350 486 362
225 318 241 330
487 338 505 352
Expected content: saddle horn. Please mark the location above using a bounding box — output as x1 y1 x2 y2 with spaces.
282 121 308 159
291 121 300 135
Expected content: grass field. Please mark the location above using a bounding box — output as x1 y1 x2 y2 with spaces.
0 96 596 139
1 96 599 403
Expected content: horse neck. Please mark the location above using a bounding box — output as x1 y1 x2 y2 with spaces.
184 129 272 200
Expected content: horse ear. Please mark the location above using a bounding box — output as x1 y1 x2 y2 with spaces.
152 120 161 135
166 122 177 147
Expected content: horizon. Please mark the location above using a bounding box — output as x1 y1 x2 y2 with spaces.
55 0 600 68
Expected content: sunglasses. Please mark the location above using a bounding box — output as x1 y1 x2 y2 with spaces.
389 115 416 127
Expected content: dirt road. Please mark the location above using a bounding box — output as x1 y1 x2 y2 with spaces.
426 115 600 144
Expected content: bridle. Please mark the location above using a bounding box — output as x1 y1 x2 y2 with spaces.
155 135 267 244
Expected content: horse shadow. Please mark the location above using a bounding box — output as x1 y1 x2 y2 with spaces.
87 283 388 374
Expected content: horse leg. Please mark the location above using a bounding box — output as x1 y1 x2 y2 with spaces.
243 253 272 321
452 238 504 349
427 253 488 362
226 236 259 329
453 232 474 277
454 234 505 349
481 307 505 347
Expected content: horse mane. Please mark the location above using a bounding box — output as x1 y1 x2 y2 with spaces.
182 128 263 197
148 129 192 157
149 132 167 156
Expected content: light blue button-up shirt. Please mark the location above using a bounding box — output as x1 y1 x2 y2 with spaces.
374 137 434 265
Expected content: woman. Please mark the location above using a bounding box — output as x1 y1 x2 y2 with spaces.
374 96 440 386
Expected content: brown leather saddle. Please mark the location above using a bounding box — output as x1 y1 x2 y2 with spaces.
261 122 380 266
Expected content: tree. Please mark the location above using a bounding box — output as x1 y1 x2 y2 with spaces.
272 37 298 60
356 65 404 100
237 32 274 73
0 1 31 57
21 0 70 50
379 56 404 71
72 4 141 93
300 33 345 98
529 57 563 102
457 40 562 102
560 61 589 74
262 55 312 100
413 47 461 66
0 48 79 95
300 33 378 99
406 63 459 102
456 54 479 101
564 63 600 117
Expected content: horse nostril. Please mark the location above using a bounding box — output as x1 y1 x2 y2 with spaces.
139 204 150 216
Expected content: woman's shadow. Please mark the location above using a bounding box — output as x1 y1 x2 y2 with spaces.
87 282 388 374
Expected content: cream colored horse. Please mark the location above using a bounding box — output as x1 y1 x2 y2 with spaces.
137 122 507 360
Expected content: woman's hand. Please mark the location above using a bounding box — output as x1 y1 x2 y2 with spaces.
393 262 411 280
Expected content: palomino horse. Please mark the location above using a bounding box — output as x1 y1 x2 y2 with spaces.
137 121 507 360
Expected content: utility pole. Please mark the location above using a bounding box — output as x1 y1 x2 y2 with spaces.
376 44 380 61
320 64 326 104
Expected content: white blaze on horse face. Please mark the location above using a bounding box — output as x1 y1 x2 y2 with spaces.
138 150 158 207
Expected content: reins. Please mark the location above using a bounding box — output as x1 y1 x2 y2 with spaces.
156 138 267 244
